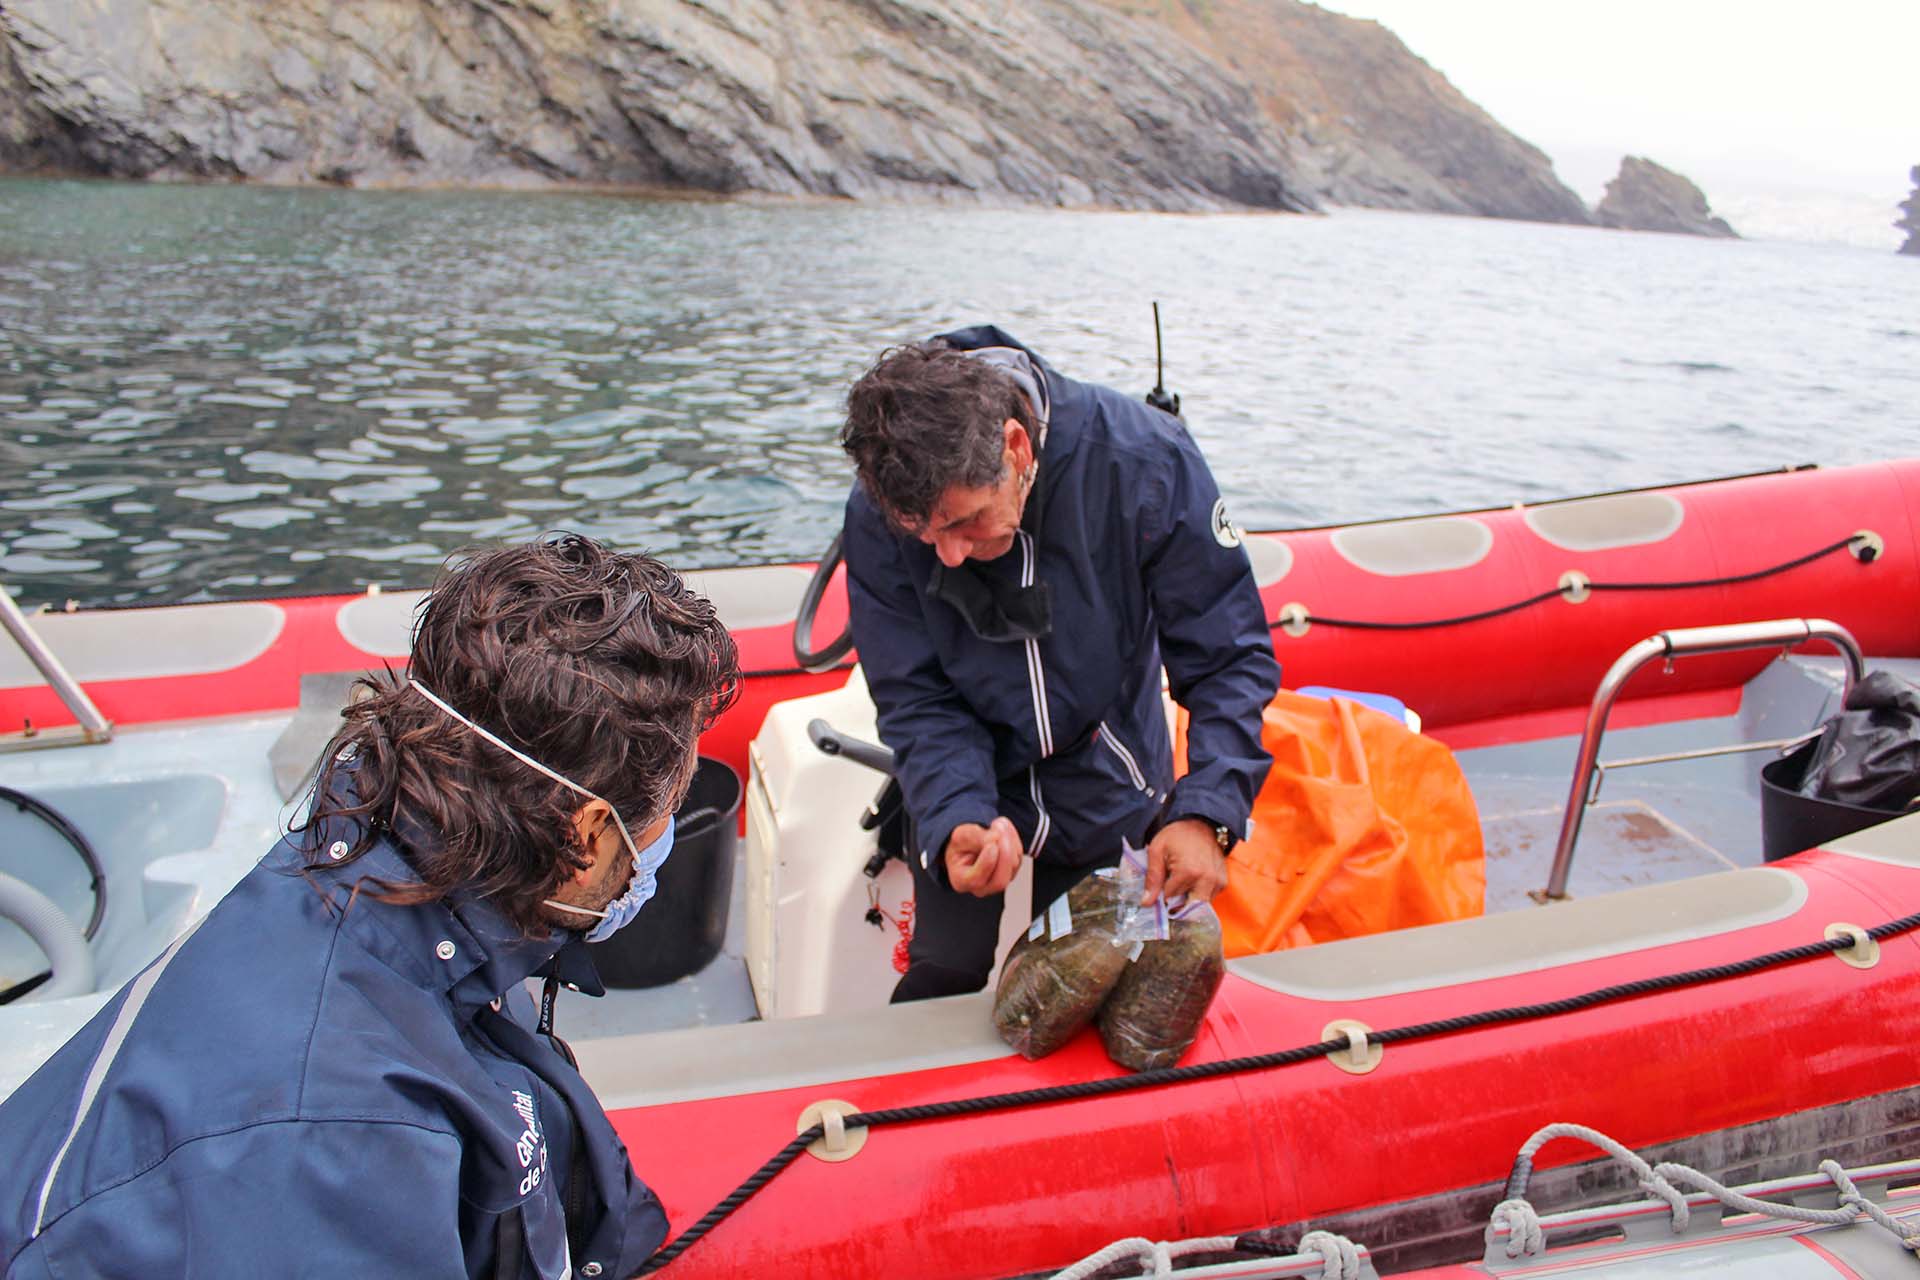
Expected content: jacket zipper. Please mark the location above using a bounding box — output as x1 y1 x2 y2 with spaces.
1027 767 1051 858
1017 531 1053 857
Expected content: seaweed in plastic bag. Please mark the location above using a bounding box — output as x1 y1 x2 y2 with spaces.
992 868 1131 1060
1099 845 1225 1071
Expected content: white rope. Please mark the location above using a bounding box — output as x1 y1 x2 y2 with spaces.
1486 1200 1545 1260
1653 1159 1920 1251
1823 1159 1920 1251
1297 1230 1364 1279
1494 1122 1920 1260
1047 1234 1240 1280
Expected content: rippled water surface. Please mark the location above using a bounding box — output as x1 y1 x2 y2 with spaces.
2 178 1916 608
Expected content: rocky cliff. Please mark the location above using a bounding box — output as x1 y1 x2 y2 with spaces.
0 0 1587 222
1899 165 1919 256
1595 156 1736 237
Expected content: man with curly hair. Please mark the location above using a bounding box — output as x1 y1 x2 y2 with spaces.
0 535 738 1278
841 326 1278 1003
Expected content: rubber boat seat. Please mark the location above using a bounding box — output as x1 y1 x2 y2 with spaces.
576 990 1008 1111
1230 805 1920 1003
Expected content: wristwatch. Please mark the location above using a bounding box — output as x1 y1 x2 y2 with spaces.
1176 814 1237 857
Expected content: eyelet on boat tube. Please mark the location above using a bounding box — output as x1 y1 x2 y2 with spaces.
1558 570 1591 604
798 1098 867 1162
1321 1020 1383 1075
1825 923 1880 969
1849 530 1884 562
1276 602 1311 638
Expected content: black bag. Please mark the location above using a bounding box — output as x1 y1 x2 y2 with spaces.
1799 670 1920 811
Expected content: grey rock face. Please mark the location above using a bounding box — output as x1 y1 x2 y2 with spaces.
0 0 1314 211
1898 165 1919 256
1595 156 1737 237
1229 8 1590 224
0 0 1585 222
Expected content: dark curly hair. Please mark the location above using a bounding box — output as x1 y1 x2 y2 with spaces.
841 343 1035 531
302 534 740 935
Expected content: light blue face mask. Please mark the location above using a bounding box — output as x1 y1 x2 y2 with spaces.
569 813 673 944
410 681 673 943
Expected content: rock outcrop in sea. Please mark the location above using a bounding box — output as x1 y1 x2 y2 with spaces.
1899 166 1920 256
1594 157 1737 238
0 0 1589 223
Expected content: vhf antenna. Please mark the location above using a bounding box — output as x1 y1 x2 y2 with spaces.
1146 301 1181 418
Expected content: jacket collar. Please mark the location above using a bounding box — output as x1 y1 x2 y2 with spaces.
295 769 605 1008
934 324 1081 487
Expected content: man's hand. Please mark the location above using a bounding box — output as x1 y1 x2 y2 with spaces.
945 817 1024 897
1143 818 1229 905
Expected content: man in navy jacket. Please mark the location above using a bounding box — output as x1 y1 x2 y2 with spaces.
841 326 1278 1001
0 536 739 1278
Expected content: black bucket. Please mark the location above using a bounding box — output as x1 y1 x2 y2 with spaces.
1759 739 1902 862
588 757 742 988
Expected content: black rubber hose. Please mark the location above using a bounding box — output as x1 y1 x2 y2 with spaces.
791 533 855 674
0 784 104 939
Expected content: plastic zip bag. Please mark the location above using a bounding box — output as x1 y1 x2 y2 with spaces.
1098 896 1225 1072
1112 839 1209 946
992 868 1131 1060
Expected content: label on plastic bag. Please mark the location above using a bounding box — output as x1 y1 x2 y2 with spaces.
1047 895 1073 940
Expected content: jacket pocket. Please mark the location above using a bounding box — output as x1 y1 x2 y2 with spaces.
1097 719 1157 799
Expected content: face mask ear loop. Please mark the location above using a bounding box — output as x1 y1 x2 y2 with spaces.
408 679 645 915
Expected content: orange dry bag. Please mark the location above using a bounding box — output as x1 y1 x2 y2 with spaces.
1201 690 1485 958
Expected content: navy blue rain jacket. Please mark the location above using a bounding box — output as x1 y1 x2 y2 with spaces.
844 326 1279 881
0 798 666 1279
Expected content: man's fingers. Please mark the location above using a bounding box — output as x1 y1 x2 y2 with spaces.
944 821 1023 898
981 818 1020 895
1141 839 1168 905
1161 859 1196 903
1177 854 1227 904
944 824 987 893
983 843 1019 896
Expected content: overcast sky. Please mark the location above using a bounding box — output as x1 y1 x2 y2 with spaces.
1322 0 1917 230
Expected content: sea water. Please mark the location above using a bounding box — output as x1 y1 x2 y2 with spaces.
1 177 1915 608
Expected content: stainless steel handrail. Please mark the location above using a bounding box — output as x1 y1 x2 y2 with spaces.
0 587 112 749
1539 618 1863 901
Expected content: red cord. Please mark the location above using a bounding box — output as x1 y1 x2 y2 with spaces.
890 898 915 974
